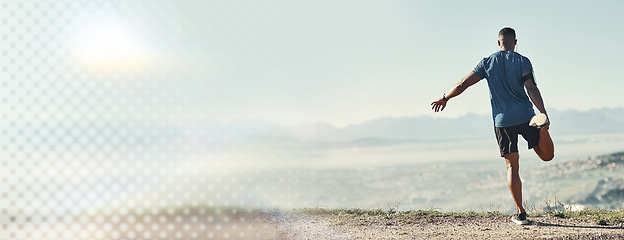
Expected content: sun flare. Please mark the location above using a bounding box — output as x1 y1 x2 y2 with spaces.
70 17 154 71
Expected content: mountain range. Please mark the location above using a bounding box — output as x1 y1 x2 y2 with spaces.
227 107 624 144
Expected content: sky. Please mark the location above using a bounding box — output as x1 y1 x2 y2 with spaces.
178 0 624 126
3 0 624 127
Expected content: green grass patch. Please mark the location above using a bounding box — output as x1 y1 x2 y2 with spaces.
530 208 624 225
295 207 505 218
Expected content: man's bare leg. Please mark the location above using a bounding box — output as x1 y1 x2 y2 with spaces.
534 128 554 161
505 152 525 214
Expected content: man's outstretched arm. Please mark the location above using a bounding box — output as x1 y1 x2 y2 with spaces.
431 72 483 112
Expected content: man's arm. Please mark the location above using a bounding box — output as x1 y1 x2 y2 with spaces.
523 71 551 130
431 72 483 112
523 72 547 115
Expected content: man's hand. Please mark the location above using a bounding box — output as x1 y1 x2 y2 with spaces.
430 72 482 113
431 98 447 112
541 123 550 131
541 114 550 131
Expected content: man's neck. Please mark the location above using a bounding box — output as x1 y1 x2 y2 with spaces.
500 47 515 52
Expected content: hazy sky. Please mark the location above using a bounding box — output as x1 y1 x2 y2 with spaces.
183 0 624 126
5 0 624 127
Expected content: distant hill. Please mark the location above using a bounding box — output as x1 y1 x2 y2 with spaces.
550 108 624 134
283 107 624 142
200 107 624 146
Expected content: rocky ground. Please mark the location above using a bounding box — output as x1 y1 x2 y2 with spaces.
5 209 623 239
248 211 624 240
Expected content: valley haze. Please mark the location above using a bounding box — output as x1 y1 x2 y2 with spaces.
196 107 624 211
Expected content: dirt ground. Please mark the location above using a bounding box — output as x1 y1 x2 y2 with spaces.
5 210 623 239
249 212 624 240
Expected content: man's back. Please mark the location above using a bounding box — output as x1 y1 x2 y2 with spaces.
473 51 534 127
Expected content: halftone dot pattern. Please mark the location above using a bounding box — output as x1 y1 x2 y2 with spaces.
1 1 289 239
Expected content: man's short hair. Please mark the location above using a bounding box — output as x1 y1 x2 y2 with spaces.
499 27 516 40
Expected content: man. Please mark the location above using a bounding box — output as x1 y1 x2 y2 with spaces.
430 27 554 225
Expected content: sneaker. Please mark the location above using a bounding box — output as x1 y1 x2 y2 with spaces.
511 213 529 225
529 113 549 128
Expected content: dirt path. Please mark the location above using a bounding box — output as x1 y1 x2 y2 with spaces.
5 210 622 239
256 212 624 240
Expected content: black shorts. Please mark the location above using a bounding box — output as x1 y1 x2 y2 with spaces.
494 122 540 157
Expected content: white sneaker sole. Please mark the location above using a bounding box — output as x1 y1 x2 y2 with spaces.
529 113 549 128
511 217 529 225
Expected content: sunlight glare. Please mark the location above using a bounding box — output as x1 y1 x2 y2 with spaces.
71 17 154 71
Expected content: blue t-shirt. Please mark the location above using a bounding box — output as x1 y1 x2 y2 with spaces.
473 51 535 127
